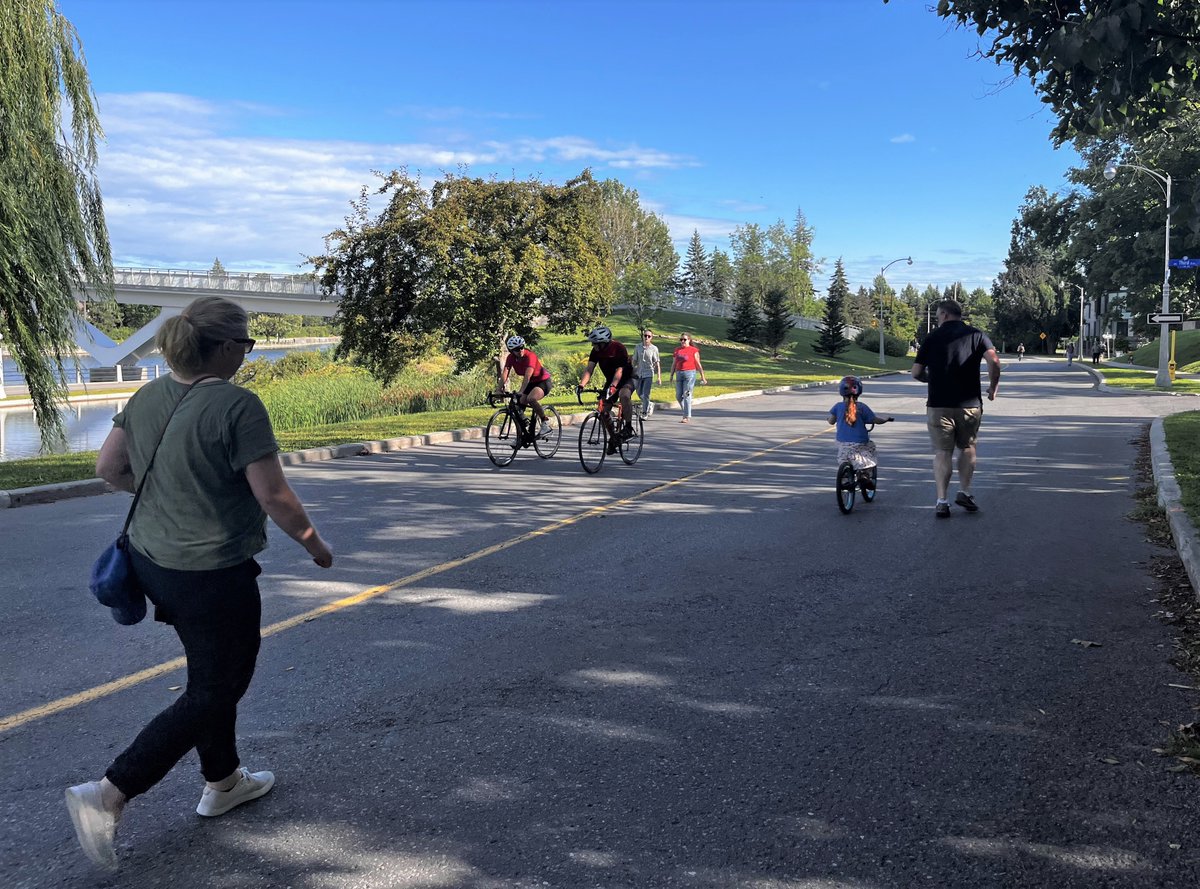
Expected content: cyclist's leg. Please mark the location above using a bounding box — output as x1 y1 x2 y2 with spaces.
618 384 634 433
525 382 548 423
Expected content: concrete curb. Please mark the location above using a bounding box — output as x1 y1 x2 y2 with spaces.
1 373 889 509
1150 418 1200 600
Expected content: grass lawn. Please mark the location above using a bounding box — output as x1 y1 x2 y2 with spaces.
1164 412 1200 526
1095 365 1200 394
1126 329 1200 372
1 309 906 490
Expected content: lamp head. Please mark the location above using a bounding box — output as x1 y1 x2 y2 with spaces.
1103 161 1119 181
906 257 913 266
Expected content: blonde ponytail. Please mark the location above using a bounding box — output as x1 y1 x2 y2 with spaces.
157 296 247 375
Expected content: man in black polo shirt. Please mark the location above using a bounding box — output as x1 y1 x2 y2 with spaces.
911 299 1001 518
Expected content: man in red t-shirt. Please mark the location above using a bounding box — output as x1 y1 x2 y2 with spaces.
498 335 553 436
578 325 635 453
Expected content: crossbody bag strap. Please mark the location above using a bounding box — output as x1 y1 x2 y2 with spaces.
118 375 222 537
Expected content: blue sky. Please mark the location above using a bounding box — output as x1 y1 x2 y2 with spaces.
59 0 1078 294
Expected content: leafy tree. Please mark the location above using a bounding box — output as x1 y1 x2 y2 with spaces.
249 313 304 339
618 260 670 331
992 187 1075 348
814 259 852 358
595 179 678 288
312 169 611 381
2 0 112 445
765 209 819 316
707 249 734 302
727 286 762 345
730 223 769 307
761 286 795 357
922 1 1200 143
683 230 708 298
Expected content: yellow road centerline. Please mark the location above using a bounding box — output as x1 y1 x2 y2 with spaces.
1 428 830 734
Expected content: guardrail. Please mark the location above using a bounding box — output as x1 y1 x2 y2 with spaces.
113 267 324 296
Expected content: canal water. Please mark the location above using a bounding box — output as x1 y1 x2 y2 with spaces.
1 346 329 462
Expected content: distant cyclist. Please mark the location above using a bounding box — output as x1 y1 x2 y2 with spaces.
578 325 635 453
497 336 553 437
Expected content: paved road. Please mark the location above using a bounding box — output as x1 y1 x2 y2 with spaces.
3 359 1199 888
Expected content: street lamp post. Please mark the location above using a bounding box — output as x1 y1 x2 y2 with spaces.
1103 159 1172 386
878 256 912 366
1063 282 1084 357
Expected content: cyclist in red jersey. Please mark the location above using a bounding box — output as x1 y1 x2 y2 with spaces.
578 325 635 453
498 336 553 437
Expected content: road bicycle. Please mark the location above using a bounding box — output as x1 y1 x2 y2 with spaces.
835 420 891 514
484 391 562 467
575 387 644 474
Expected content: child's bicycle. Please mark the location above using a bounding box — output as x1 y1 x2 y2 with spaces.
835 420 891 514
484 391 562 467
575 387 644 474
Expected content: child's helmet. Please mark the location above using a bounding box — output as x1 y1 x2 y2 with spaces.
839 375 863 398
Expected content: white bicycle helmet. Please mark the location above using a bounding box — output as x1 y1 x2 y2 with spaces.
506 335 526 352
586 325 612 345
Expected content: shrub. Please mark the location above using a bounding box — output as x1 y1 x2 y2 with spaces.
854 328 909 358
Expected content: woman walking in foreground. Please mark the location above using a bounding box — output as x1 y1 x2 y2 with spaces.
65 296 333 871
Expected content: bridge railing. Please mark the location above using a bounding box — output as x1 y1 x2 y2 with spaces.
113 267 324 296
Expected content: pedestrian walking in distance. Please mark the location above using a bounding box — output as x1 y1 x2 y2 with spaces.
66 296 333 872
911 299 1001 518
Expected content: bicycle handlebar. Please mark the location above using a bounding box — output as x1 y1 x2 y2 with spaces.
576 386 607 406
487 391 521 408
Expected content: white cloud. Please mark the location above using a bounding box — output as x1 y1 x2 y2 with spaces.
93 92 696 270
890 133 916 144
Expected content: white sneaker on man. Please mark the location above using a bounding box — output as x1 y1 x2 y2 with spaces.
539 421 553 437
196 767 275 817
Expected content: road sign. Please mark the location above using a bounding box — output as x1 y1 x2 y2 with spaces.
1038 332 1047 340
1169 256 1200 269
1148 312 1184 324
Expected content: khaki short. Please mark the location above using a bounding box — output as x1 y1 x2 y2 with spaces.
926 406 983 452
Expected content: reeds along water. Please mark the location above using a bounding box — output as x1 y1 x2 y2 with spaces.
253 364 491 430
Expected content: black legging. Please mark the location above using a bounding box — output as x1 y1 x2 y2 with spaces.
106 551 262 799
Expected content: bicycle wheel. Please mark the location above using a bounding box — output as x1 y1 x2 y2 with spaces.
578 412 607 474
836 462 857 514
618 411 644 465
860 466 877 503
485 408 519 467
534 406 562 459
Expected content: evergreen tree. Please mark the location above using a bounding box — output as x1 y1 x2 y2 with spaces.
683 230 708 298
845 286 875 328
727 283 762 344
814 259 852 358
761 286 794 357
707 249 734 302
209 257 228 276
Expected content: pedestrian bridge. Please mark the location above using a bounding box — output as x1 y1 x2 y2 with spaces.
76 267 338 373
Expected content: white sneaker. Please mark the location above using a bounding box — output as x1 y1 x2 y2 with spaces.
539 421 553 437
196 767 275 817
65 781 118 872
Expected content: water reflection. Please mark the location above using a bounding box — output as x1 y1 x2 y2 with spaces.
0 399 127 462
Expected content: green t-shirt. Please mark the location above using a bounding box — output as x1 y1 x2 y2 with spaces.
113 376 279 571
